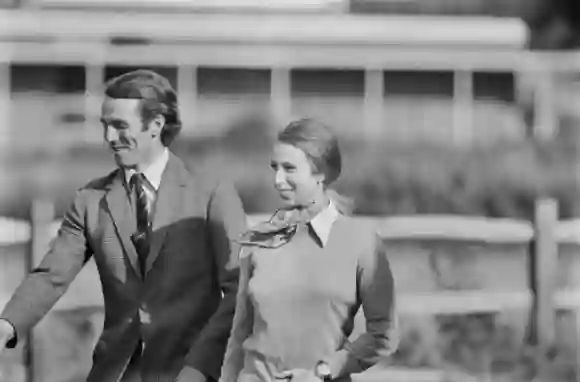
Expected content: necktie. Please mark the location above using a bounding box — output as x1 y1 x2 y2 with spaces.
130 173 150 274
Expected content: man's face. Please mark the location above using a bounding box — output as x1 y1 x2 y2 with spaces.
100 97 156 169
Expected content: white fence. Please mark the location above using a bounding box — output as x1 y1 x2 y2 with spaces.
0 198 579 380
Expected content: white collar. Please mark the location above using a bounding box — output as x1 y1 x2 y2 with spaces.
309 200 340 247
124 148 169 191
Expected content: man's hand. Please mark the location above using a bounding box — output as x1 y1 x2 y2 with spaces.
175 366 207 382
0 319 15 355
275 369 322 382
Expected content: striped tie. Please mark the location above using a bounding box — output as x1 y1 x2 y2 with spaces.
130 173 150 274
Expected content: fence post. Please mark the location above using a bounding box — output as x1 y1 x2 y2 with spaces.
533 69 557 140
574 308 580 382
177 64 197 133
27 199 54 382
530 198 558 351
452 68 474 145
364 67 384 138
271 67 291 124
0 60 10 161
83 60 104 145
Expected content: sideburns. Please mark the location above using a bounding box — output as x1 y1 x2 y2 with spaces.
141 120 149 132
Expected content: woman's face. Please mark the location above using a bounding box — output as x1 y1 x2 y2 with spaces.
270 143 324 208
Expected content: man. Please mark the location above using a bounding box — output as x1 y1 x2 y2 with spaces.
0 70 246 382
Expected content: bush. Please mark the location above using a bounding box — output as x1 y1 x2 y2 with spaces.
0 128 578 220
234 136 579 219
391 313 577 382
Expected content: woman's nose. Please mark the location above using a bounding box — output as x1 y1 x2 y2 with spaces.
274 170 287 187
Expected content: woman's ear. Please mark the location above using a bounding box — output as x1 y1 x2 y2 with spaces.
314 172 325 186
148 114 166 139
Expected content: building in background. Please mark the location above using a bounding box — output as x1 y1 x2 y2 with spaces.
0 6 577 380
0 0 532 157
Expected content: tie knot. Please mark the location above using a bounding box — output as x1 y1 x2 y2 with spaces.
130 173 146 189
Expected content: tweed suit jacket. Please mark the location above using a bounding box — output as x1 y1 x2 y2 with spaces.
1 152 247 382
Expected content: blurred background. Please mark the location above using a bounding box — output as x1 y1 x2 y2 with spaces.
0 0 579 381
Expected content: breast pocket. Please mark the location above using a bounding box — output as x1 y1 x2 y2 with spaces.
95 227 130 278
99 229 124 258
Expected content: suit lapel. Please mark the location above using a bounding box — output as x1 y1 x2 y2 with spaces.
104 171 143 279
146 153 187 274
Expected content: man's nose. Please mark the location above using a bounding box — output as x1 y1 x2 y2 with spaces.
104 125 119 143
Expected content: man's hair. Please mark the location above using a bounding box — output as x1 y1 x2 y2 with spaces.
104 69 182 147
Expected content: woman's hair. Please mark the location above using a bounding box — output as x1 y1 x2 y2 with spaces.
104 69 182 147
277 118 354 215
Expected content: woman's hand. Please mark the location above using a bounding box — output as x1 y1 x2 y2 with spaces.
275 369 321 382
174 366 207 382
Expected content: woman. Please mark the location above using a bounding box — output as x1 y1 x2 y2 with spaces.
220 119 397 382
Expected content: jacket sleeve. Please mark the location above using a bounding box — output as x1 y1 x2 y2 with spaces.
1 190 92 348
183 179 247 380
324 233 398 378
219 249 254 382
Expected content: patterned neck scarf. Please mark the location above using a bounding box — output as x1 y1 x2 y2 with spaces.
238 205 316 249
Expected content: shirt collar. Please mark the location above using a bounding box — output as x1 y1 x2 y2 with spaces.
124 148 169 191
309 200 340 247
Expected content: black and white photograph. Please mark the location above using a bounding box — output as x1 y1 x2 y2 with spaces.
0 1 578 382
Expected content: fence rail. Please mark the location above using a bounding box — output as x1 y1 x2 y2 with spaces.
4 211 580 245
0 197 579 380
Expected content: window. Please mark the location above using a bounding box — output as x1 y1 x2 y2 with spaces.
11 65 85 93
472 71 522 142
195 68 271 137
473 72 515 103
0 0 18 8
383 70 454 143
291 69 365 136
104 65 178 90
10 65 87 151
198 68 270 96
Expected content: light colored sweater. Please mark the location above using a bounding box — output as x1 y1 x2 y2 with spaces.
220 205 398 382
